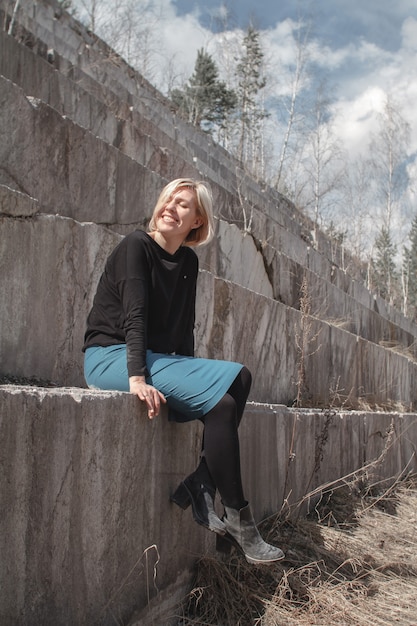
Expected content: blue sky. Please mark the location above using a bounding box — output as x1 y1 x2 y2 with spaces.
164 0 417 246
173 0 416 51
166 0 417 157
75 1 417 143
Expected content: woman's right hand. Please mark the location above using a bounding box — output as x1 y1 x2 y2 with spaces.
129 376 167 419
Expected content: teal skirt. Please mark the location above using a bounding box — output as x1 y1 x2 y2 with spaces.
84 345 243 422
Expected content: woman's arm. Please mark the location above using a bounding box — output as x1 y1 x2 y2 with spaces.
116 234 165 416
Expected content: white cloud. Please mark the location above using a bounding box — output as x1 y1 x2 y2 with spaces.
332 87 386 157
401 16 417 50
73 0 417 222
252 11 411 160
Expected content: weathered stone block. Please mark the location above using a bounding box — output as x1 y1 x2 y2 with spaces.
0 184 39 217
0 211 121 385
2 386 416 625
0 386 206 626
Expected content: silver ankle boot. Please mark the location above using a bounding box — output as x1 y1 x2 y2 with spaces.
171 472 226 535
219 503 285 564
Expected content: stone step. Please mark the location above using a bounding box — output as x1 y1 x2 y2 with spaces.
1 21 414 347
1 186 416 409
1 383 416 624
1 70 416 354
0 22 304 244
0 30 197 183
0 1 340 254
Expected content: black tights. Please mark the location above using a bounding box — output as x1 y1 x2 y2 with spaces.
199 366 252 510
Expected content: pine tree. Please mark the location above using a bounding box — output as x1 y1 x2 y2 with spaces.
171 49 236 134
373 226 398 303
235 26 268 176
403 214 417 317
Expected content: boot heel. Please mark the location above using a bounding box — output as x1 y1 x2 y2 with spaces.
216 533 232 555
171 482 191 510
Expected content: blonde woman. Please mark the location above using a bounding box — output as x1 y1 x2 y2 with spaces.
83 178 284 564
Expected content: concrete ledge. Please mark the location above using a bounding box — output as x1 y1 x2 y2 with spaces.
1 210 417 407
1 385 417 625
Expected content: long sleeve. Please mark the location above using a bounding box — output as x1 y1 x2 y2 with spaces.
116 235 151 376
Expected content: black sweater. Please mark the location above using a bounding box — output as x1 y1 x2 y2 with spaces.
83 230 198 377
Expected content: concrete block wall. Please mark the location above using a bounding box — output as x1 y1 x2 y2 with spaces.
0 386 207 625
2 385 416 625
2 184 417 407
0 67 416 399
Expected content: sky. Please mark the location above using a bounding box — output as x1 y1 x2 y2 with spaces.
167 0 417 156
75 0 417 155
174 0 415 51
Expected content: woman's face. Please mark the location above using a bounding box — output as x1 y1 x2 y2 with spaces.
154 188 203 240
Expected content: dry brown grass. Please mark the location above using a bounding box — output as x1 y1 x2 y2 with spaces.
176 477 417 625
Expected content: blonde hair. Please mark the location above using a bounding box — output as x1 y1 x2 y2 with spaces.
148 178 214 247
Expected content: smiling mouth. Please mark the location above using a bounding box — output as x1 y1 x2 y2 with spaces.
160 213 178 223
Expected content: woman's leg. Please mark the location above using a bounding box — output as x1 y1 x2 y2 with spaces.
199 365 251 454
84 345 129 391
171 366 251 530
203 374 285 562
198 365 251 494
204 367 284 563
202 392 247 510
173 392 245 529
226 365 252 426
173 365 284 562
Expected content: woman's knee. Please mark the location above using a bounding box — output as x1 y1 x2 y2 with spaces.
205 393 237 424
227 366 252 402
240 366 252 393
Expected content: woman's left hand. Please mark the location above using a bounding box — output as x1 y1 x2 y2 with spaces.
129 376 167 419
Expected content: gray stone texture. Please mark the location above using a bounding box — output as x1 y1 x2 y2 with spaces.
2 200 416 407
0 386 206 625
1 385 416 625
